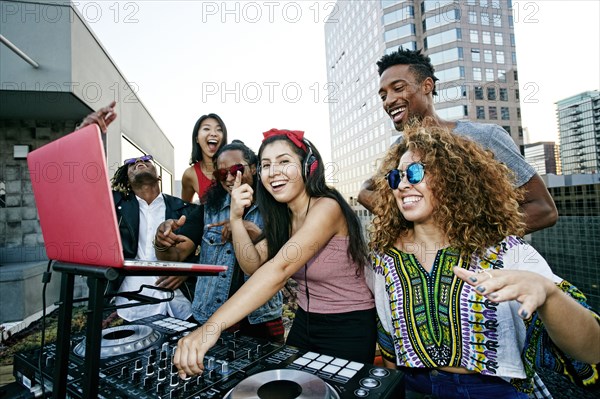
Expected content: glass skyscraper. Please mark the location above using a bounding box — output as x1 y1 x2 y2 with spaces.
325 0 523 201
556 90 600 175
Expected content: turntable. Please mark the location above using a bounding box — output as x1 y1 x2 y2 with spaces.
13 315 404 398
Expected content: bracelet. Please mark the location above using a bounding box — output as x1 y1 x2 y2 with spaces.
152 239 171 252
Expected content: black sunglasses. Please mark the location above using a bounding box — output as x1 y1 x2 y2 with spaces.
124 154 153 165
386 162 425 189
213 164 246 181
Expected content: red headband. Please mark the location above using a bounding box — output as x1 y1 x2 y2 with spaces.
262 128 307 152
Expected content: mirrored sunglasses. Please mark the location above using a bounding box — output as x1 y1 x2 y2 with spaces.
213 163 246 181
386 162 425 189
124 154 153 165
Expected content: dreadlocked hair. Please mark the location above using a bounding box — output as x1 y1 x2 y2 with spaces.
111 164 133 198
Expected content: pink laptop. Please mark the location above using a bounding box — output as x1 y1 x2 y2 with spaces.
27 124 226 274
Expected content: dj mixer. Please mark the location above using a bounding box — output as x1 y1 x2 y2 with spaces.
13 315 404 398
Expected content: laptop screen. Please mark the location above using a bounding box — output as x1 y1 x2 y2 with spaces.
28 125 125 267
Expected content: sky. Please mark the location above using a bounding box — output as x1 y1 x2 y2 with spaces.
73 0 600 179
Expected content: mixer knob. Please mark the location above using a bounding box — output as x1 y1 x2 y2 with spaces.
120 366 129 377
227 349 236 360
170 364 178 374
131 371 141 383
134 359 143 370
221 361 229 374
143 377 152 389
158 368 167 381
45 356 55 368
160 350 168 361
156 382 165 393
218 337 225 345
207 369 215 380
159 358 168 369
246 349 253 359
256 344 262 354
196 375 204 386
150 348 157 357
148 354 157 364
183 381 192 392
161 342 170 352
146 364 155 376
206 356 215 368
170 387 182 399
170 374 179 387
233 330 240 339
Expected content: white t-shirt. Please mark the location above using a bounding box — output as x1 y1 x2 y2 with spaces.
115 194 192 322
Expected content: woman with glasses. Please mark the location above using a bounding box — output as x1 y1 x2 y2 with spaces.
181 113 228 203
368 122 600 398
155 141 284 342
173 129 376 377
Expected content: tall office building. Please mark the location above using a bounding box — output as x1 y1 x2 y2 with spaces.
325 0 523 201
556 90 600 175
524 142 559 176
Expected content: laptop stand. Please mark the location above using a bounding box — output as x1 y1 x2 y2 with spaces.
50 261 218 399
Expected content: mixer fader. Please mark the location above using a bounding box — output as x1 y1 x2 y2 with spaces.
13 315 404 398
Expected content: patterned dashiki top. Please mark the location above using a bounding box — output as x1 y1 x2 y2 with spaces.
368 236 600 394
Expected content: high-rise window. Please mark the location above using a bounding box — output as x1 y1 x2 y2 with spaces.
489 106 498 119
496 50 505 64
476 106 485 119
498 69 506 82
482 31 491 44
383 6 415 25
473 67 482 81
425 28 461 49
495 32 503 45
485 68 494 81
484 49 493 62
493 14 502 27
499 88 508 101
474 86 484 100
471 48 481 62
481 13 490 25
469 11 477 24
501 107 510 120
423 9 459 31
429 47 464 65
487 87 497 100
470 30 479 43
384 24 415 41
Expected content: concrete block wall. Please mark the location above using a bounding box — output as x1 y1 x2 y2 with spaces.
0 119 90 322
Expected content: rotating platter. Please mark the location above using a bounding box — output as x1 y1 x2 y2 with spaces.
73 324 161 359
225 369 340 399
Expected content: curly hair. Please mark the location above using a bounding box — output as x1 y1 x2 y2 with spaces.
376 47 439 95
369 122 525 256
111 164 132 197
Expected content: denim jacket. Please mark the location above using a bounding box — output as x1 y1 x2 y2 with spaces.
192 196 283 324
